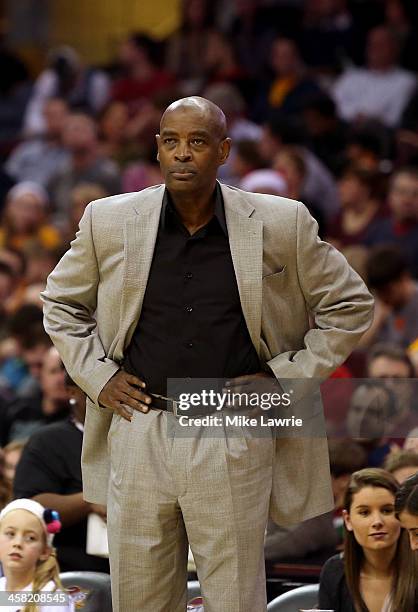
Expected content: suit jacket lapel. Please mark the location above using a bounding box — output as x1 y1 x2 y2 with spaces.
221 183 263 357
117 187 164 355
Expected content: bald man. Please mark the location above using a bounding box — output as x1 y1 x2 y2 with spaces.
42 96 374 611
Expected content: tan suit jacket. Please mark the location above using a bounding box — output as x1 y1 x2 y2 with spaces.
41 183 374 526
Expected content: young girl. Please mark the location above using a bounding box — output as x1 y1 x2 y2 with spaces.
0 499 74 612
319 468 415 611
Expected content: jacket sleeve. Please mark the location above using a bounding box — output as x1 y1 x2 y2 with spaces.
41 203 119 404
267 202 374 398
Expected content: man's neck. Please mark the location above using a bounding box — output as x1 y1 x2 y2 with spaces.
169 186 217 235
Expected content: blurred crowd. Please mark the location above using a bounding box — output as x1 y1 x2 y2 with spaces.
0 0 417 577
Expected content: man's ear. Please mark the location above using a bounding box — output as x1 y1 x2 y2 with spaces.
155 134 160 161
219 137 232 166
342 509 353 531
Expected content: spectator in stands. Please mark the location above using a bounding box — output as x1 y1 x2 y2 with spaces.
0 182 61 254
48 113 121 228
23 46 110 136
319 468 416 611
302 93 348 176
327 167 385 249
345 381 398 466
202 32 249 95
0 498 74 611
299 0 355 73
0 262 15 320
273 146 325 234
257 37 321 119
0 247 26 284
258 114 339 221
385 451 418 484
14 323 53 401
112 34 175 113
64 183 108 246
239 168 287 196
230 139 265 186
367 343 416 440
367 167 418 278
344 126 389 173
0 305 45 396
14 373 109 573
0 450 11 510
203 83 262 183
395 473 418 552
364 246 418 348
2 440 26 487
332 26 416 127
0 46 31 154
97 100 137 167
165 0 219 94
265 439 367 563
1 347 69 445
121 143 163 194
384 0 418 73
224 0 275 79
204 83 262 143
24 246 60 288
5 98 70 186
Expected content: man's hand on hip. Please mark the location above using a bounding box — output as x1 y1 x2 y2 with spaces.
98 371 152 421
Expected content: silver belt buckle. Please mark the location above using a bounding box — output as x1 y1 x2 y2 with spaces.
171 399 179 418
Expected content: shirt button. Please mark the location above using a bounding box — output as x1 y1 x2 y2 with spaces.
186 306 193 313
185 272 193 280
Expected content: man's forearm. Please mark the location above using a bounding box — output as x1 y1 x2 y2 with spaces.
32 492 90 527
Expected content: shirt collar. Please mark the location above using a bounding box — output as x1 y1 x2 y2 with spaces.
161 182 227 236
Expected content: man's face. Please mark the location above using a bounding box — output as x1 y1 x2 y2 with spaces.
22 343 50 380
43 99 68 138
367 28 396 70
389 173 418 222
156 106 230 197
346 386 391 439
63 116 96 152
40 349 68 404
376 278 407 310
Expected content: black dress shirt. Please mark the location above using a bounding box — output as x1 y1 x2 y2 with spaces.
123 185 260 396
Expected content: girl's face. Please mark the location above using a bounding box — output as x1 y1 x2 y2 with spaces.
398 510 418 551
343 486 400 552
0 510 50 574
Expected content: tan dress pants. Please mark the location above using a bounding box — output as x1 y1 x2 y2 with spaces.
106 409 273 612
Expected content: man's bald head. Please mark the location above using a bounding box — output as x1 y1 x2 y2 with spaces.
160 96 228 140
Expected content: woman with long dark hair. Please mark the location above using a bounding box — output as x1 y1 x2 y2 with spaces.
395 472 418 551
319 468 416 611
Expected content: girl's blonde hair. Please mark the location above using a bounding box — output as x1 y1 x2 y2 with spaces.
23 544 65 612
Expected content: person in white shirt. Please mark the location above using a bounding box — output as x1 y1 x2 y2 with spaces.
0 499 74 612
333 26 416 127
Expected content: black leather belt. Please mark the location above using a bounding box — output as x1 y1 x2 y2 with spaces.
149 393 221 418
149 393 181 416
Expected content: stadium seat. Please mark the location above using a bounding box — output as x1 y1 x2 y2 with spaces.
266 583 319 611
59 571 112 611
